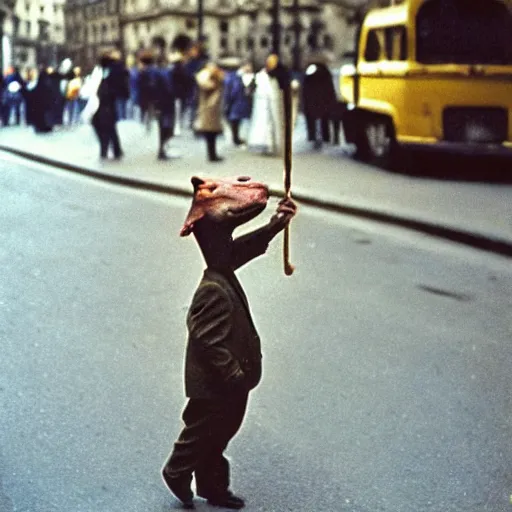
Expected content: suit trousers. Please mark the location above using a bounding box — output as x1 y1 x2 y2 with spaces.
92 117 122 158
163 393 248 497
306 114 330 143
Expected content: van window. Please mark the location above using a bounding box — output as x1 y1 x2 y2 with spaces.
385 26 407 61
416 0 512 65
364 30 381 62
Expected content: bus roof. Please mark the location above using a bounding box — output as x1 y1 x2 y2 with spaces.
363 0 511 29
363 1 414 28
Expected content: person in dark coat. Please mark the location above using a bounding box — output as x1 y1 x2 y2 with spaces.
170 51 193 135
184 41 209 129
46 61 74 127
161 175 297 510
302 60 339 148
23 67 38 127
91 50 130 159
154 57 176 160
31 66 55 133
223 63 253 146
136 50 158 130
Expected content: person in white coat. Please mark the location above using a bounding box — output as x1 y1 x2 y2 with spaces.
247 54 299 157
246 66 283 156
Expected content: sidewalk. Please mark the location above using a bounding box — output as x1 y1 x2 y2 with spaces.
1 119 511 257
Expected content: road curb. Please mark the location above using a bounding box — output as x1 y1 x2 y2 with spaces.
2 144 512 259
0 145 192 199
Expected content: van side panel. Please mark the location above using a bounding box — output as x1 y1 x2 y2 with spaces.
356 64 512 144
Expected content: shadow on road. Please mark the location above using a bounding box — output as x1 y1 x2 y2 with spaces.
326 143 512 183
399 152 512 183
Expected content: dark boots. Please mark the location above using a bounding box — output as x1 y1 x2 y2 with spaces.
206 133 224 162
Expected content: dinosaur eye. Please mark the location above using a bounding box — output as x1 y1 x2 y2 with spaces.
208 185 217 192
237 176 250 182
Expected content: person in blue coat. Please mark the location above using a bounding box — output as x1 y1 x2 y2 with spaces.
154 58 177 160
2 66 25 126
223 63 253 146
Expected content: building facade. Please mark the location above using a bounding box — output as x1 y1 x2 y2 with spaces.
0 0 66 72
64 0 369 71
120 0 360 70
11 0 66 70
65 0 121 72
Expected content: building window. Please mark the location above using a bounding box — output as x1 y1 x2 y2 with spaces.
261 36 269 48
219 20 228 33
236 38 241 51
307 33 318 51
247 36 254 51
323 34 333 51
186 18 195 30
102 23 108 41
220 36 228 50
26 20 31 34
25 2 30 11
40 5 44 13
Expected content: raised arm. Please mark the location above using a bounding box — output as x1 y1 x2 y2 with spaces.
232 197 297 270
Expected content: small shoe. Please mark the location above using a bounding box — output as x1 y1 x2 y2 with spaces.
157 152 170 161
203 491 245 509
162 469 194 509
209 156 225 162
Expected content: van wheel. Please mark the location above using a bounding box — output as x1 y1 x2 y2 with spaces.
356 116 398 169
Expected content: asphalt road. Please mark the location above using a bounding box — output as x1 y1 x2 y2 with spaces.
1 154 511 512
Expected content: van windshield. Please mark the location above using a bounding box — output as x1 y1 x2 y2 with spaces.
416 0 512 65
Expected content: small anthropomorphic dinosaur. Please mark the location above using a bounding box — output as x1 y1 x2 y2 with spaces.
162 175 297 510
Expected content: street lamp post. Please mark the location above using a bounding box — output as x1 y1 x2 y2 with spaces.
197 0 204 41
0 11 5 72
271 0 280 56
291 0 301 71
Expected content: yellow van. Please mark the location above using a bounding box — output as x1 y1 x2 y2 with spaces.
339 0 512 168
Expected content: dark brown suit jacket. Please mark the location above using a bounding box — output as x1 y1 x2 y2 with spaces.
184 268 262 399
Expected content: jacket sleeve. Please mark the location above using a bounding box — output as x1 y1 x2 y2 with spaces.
188 283 245 386
231 213 287 269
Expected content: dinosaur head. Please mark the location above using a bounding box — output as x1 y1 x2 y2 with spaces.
180 176 270 237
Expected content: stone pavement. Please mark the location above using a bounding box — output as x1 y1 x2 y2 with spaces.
1 119 511 257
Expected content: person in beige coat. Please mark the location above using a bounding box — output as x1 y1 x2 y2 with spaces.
194 63 225 162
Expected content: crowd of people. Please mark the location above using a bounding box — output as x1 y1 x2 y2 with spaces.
1 40 343 162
